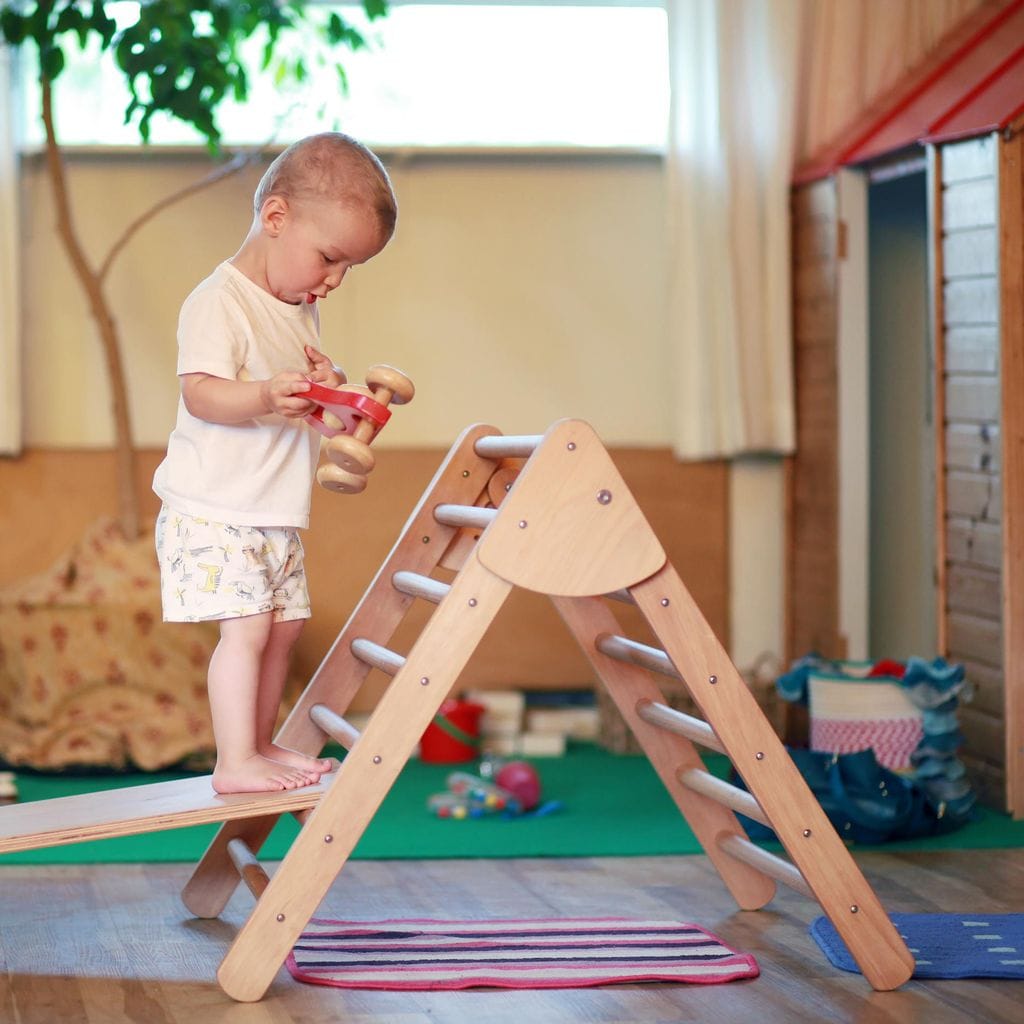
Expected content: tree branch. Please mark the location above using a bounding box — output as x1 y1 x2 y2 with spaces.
97 148 264 283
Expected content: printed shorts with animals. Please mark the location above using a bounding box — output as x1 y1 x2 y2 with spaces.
155 506 311 623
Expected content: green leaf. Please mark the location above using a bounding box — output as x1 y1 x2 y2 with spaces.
0 9 29 46
39 45 65 82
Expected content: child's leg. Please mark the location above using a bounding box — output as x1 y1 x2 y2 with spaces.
255 617 335 774
208 612 321 794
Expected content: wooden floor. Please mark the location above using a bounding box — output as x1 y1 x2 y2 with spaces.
0 850 1021 1023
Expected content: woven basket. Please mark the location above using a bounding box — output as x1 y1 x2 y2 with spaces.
808 671 923 772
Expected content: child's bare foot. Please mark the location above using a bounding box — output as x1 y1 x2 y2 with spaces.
262 743 338 776
212 754 321 794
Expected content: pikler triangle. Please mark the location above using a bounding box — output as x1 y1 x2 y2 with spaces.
0 420 914 1000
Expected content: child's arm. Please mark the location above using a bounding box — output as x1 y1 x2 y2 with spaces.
180 371 315 424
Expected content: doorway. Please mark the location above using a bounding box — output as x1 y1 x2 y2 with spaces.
867 169 937 660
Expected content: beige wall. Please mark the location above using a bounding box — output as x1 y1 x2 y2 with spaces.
20 150 669 449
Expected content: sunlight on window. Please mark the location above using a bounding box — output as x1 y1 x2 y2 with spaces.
17 3 668 150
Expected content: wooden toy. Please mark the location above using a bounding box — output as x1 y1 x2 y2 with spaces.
306 364 415 494
0 419 913 1000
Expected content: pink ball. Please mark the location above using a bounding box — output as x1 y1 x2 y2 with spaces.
496 761 541 811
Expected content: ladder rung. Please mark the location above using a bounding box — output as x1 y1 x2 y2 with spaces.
308 703 361 749
635 699 724 755
351 637 406 676
392 570 451 605
677 767 768 827
227 837 271 899
596 633 680 680
718 833 813 899
433 504 498 530
473 434 543 459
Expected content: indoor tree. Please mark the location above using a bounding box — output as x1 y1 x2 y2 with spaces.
0 0 387 539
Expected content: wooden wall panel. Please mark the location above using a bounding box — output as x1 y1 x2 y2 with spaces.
940 134 1008 808
997 120 1024 816
787 180 842 664
0 446 729 714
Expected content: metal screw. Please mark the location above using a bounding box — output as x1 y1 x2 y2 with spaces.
660 598 670 607
468 598 478 607
324 834 333 844
597 489 612 505
372 755 382 765
709 674 717 685
850 905 859 914
755 751 764 760
420 676 430 686
567 442 577 451
518 520 528 529
802 829 812 838
276 913 286 922
462 470 470 477
421 535 430 544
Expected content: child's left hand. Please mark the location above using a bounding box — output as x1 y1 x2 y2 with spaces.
305 345 347 389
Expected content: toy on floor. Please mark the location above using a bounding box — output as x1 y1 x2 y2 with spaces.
307 364 415 494
0 772 17 804
427 760 545 819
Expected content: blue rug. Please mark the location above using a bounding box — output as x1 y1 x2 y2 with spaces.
811 914 1024 979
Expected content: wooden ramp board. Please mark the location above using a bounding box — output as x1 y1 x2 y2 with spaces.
0 772 333 854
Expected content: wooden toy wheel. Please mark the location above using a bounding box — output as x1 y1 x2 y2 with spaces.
366 364 415 406
326 434 376 475
316 463 368 495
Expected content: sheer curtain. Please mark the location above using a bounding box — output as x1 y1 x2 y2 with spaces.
665 0 800 459
0 47 20 456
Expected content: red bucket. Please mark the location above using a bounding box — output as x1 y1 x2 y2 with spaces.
420 699 485 763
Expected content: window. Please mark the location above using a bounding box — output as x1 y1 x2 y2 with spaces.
15 2 668 150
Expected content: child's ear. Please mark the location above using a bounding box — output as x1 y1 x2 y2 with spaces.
260 196 289 237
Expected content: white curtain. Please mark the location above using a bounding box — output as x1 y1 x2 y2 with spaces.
0 47 21 456
666 0 800 459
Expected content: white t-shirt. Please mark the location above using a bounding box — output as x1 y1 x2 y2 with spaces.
153 262 322 528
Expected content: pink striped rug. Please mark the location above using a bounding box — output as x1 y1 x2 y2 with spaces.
286 917 759 990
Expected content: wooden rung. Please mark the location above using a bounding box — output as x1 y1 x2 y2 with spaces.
433 504 498 530
473 434 543 459
351 637 406 676
308 703 361 749
718 834 813 900
227 837 271 899
635 698 725 755
0 774 331 855
677 767 768 827
392 570 451 605
596 633 680 679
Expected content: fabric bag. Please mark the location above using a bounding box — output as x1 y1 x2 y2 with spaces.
734 746 964 844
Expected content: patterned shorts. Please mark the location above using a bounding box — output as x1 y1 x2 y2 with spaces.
155 506 311 623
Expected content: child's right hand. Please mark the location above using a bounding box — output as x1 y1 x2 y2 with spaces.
261 371 316 418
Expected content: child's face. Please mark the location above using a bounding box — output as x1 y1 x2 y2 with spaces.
264 198 387 306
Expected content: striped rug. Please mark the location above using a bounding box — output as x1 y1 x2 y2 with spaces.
286 917 759 990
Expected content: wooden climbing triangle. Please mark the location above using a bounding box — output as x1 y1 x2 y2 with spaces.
0 419 915 1000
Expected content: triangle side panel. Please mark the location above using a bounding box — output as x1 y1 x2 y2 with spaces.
631 565 914 992
183 423 505 918
552 594 776 910
478 420 665 596
216 553 514 1002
